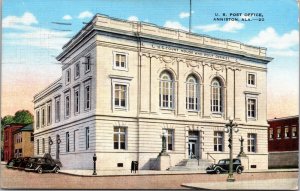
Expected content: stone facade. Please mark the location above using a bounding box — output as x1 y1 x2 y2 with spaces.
33 14 272 170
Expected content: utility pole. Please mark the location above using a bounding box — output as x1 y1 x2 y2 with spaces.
189 0 192 33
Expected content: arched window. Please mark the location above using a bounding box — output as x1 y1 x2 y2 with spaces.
186 75 199 111
159 72 174 109
211 79 222 113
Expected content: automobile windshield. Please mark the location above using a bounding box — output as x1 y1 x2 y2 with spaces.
218 160 225 165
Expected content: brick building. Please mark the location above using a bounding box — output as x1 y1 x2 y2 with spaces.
13 124 34 158
3 124 24 161
268 115 298 168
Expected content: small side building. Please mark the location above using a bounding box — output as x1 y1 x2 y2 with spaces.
3 124 24 161
13 124 34 158
268 115 298 168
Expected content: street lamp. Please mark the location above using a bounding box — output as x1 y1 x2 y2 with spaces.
93 153 97 175
160 129 168 156
48 136 53 154
224 116 239 182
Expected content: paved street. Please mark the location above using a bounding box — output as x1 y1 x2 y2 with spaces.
1 164 298 190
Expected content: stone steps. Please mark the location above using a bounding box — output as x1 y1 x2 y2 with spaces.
168 159 213 171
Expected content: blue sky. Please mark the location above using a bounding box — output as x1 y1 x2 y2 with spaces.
2 0 299 117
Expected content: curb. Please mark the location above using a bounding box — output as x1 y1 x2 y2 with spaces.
58 169 298 177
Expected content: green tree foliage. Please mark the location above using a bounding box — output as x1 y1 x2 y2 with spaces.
1 115 15 126
13 110 34 125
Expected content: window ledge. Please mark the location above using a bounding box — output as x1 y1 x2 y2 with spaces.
114 107 128 111
187 110 200 113
211 113 223 118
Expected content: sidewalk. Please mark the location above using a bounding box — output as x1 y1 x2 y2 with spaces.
182 178 298 190
59 168 298 177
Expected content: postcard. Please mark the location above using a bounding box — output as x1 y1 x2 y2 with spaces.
1 0 298 190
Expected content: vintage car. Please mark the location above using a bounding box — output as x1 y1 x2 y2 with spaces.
11 157 25 169
6 158 17 168
206 158 244 174
18 157 31 170
24 154 61 174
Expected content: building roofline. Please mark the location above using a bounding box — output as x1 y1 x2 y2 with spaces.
33 77 62 102
4 123 25 129
57 13 273 62
267 115 299 122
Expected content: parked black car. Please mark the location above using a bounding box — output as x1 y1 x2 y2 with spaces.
18 157 31 170
25 154 61 174
12 157 24 169
206 158 244 174
6 158 17 168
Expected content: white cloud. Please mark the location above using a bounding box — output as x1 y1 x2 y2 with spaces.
195 21 244 33
3 12 71 50
248 27 299 50
78 11 93 19
179 11 194 19
179 12 190 19
164 21 188 31
62 15 72 20
127 16 139 22
3 12 38 28
4 28 71 50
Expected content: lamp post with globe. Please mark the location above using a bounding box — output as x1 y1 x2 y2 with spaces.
224 116 239 182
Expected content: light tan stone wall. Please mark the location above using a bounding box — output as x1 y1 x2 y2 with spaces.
33 14 270 170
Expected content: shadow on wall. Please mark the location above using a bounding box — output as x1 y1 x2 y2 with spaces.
140 158 160 170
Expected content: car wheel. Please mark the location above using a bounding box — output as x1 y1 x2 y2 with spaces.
54 167 60 173
37 167 43 174
216 169 221 174
236 168 242 174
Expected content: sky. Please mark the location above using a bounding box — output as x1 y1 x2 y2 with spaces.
1 0 299 119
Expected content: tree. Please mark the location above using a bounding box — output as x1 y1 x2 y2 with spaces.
13 110 33 125
1 115 15 127
1 115 16 160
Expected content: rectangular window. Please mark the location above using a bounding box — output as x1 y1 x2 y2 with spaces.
247 73 256 87
277 128 281 139
164 129 174 151
84 83 91 110
47 103 52 125
113 127 126 150
75 62 80 79
284 127 290 138
292 126 297 138
114 84 127 108
74 88 80 114
37 139 39 155
247 133 257 153
55 97 61 122
42 138 45 153
114 53 127 70
214 131 224 151
66 132 70 152
66 69 71 84
85 56 91 72
86 127 90 149
36 110 40 129
269 129 274 140
247 98 257 119
65 93 70 118
31 133 34 142
41 108 46 126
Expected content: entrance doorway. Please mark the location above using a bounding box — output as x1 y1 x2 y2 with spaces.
188 131 200 159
